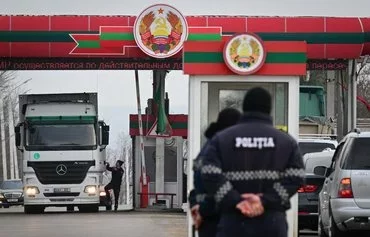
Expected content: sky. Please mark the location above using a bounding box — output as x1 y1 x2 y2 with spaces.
2 0 370 147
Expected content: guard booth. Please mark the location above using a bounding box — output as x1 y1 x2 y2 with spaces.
130 114 188 209
183 34 305 237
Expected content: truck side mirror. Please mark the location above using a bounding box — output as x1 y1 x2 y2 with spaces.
14 125 23 151
101 125 109 146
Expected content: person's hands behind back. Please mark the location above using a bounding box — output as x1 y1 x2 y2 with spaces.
236 193 264 218
190 204 203 229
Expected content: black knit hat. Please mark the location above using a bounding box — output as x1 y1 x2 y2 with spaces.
204 108 241 139
116 160 124 166
242 87 272 114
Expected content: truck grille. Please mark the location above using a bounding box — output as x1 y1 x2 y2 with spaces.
50 198 74 202
27 161 95 185
44 192 80 197
4 193 22 198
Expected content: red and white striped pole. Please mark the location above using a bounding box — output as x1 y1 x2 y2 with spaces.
135 69 147 185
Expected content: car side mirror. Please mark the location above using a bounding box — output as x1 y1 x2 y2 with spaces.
314 166 327 177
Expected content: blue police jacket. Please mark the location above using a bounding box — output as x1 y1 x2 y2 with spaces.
201 112 305 213
189 140 218 218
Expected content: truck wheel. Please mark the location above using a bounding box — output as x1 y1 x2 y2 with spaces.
106 204 112 211
78 206 87 213
78 205 99 213
24 205 44 214
89 205 99 213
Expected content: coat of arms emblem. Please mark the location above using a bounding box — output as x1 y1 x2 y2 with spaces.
134 4 188 58
223 33 266 75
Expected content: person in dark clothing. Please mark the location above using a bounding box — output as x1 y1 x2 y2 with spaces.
105 160 124 211
201 87 305 237
189 108 242 237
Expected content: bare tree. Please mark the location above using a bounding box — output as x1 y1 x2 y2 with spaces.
0 71 17 181
0 71 30 181
301 70 327 88
0 71 16 93
357 63 370 118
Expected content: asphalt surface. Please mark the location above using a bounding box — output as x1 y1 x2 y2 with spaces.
0 207 187 237
0 207 319 237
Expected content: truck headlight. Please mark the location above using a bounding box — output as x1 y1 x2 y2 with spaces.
0 193 4 199
99 191 106 197
25 186 40 196
84 185 97 195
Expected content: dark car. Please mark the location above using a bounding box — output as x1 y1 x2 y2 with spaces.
298 174 326 230
0 179 24 208
298 150 334 232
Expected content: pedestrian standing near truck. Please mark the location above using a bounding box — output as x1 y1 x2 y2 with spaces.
105 160 124 212
201 87 305 237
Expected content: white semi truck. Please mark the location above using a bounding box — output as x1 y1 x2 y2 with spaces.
14 93 109 214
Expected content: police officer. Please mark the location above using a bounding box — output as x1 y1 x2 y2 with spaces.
189 108 241 237
105 160 124 212
201 87 304 237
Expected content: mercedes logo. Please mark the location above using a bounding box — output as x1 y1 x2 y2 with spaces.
56 164 67 176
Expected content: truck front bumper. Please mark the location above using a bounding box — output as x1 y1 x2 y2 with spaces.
24 196 99 206
23 185 100 207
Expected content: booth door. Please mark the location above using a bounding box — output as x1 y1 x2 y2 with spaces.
200 82 288 145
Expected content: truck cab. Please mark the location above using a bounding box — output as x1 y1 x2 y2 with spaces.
14 93 109 214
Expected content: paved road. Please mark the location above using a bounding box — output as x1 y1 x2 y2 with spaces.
0 207 319 237
0 207 187 237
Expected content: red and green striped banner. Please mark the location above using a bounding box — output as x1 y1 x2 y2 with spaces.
187 27 222 41
70 26 136 55
183 41 307 75
129 114 187 137
69 26 220 55
0 15 369 59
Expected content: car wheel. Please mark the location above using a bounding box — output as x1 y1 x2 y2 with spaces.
328 213 344 237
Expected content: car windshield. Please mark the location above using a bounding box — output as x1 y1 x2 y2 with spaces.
343 138 370 170
299 142 336 156
26 124 96 150
0 180 23 190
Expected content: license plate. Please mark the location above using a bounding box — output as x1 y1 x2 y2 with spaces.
7 199 18 202
54 188 71 193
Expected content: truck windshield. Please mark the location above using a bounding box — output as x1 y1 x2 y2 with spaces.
26 124 96 150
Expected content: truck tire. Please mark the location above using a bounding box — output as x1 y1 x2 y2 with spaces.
24 205 44 214
78 205 99 213
89 205 99 213
106 204 112 211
